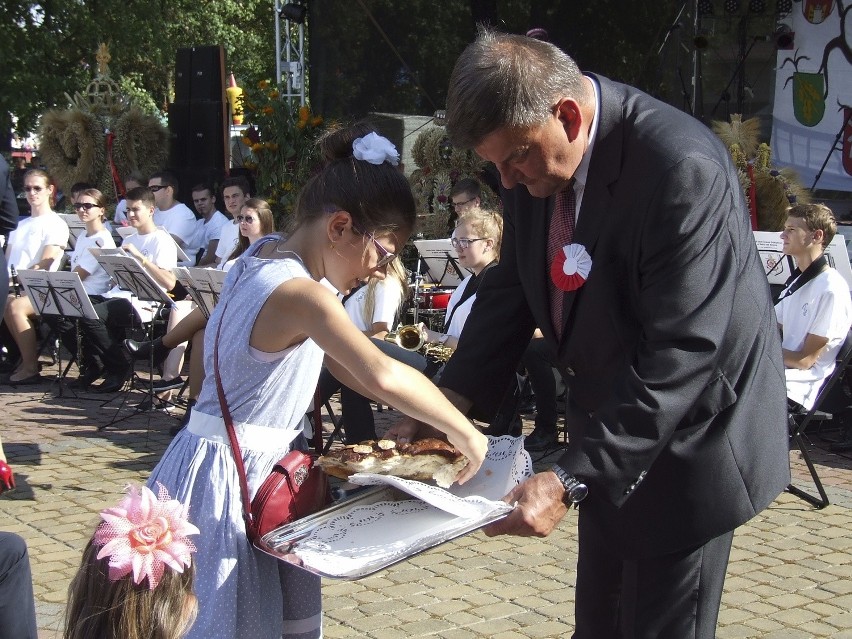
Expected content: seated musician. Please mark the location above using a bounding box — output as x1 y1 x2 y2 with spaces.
420 206 502 374
64 186 177 393
775 203 852 413
1 169 69 385
39 189 117 388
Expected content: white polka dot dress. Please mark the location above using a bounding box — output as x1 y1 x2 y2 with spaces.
149 239 325 639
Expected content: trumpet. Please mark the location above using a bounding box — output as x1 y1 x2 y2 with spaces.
384 325 427 351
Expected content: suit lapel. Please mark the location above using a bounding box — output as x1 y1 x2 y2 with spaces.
556 75 623 354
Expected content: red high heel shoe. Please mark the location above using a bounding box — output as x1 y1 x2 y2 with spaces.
0 460 15 494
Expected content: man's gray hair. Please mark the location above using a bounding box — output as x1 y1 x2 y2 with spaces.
445 29 587 149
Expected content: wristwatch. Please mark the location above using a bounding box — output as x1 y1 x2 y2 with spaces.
551 464 588 506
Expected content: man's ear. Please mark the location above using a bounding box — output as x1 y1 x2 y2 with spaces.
554 98 583 141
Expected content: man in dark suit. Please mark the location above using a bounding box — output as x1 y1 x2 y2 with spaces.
396 31 791 638
0 156 20 307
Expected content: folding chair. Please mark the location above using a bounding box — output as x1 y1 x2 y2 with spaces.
787 328 852 509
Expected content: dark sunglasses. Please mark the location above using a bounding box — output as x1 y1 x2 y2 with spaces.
148 184 168 192
23 186 44 193
73 202 100 211
237 215 256 224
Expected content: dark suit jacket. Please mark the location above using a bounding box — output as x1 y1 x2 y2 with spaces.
440 75 791 557
0 156 19 304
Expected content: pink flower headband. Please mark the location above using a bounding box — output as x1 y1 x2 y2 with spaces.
93 483 199 590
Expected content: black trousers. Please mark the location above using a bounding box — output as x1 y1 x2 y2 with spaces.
318 338 427 443
574 506 733 639
46 295 137 374
0 533 38 639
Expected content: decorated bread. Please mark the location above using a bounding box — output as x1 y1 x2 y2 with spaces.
317 438 468 488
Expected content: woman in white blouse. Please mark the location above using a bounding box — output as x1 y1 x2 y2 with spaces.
2 170 70 385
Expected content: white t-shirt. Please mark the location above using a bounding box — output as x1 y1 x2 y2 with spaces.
195 210 229 256
215 220 240 265
154 202 197 264
344 279 403 332
443 274 475 339
106 229 178 323
71 228 115 295
7 211 70 274
113 199 128 225
775 267 852 409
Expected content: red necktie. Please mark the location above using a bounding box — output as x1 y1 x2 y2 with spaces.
547 185 577 339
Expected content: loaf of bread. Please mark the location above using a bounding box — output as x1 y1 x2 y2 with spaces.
317 438 468 488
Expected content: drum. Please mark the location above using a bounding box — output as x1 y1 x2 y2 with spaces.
418 287 455 310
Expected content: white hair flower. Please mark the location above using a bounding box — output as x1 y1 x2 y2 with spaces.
353 132 400 166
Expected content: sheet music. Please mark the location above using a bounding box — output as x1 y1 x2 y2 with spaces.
95 254 174 306
753 231 852 290
412 239 467 286
174 267 228 318
16 270 99 320
16 270 59 316
59 214 87 250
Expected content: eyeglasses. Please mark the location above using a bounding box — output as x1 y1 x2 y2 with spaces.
237 215 256 224
148 184 168 192
451 196 475 209
73 202 100 211
23 186 44 193
451 237 486 250
353 224 396 268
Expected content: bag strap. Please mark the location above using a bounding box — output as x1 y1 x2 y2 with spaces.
212 268 326 533
777 254 829 302
212 313 256 533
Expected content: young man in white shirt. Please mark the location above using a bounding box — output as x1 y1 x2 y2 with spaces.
77 187 178 392
213 176 251 267
192 183 228 266
775 203 852 413
148 171 198 266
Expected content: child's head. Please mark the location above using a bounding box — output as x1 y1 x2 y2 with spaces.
455 205 504 258
289 125 416 243
786 202 837 249
65 484 199 639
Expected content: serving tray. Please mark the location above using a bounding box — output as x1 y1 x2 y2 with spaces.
257 435 532 579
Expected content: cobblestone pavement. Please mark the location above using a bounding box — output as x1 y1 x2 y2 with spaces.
1 373 851 639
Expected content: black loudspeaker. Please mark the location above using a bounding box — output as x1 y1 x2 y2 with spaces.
188 101 227 170
174 45 225 103
167 101 191 168
174 48 193 103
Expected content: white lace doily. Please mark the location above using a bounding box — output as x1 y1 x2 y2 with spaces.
287 436 533 579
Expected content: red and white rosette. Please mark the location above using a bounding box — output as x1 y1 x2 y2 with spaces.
550 243 592 292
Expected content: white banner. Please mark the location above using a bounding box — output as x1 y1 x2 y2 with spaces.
771 0 852 192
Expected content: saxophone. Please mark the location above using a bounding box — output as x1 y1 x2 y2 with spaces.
384 325 454 363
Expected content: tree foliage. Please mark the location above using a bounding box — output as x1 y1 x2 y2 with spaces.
1 0 275 138
2 1 684 139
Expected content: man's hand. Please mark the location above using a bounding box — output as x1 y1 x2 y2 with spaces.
384 387 474 443
384 416 444 443
483 471 570 537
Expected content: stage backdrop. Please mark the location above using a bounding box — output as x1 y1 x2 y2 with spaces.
771 0 852 192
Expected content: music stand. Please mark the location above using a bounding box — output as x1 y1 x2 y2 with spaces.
16 270 99 398
93 252 175 428
58 214 86 250
173 267 228 319
413 239 467 286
